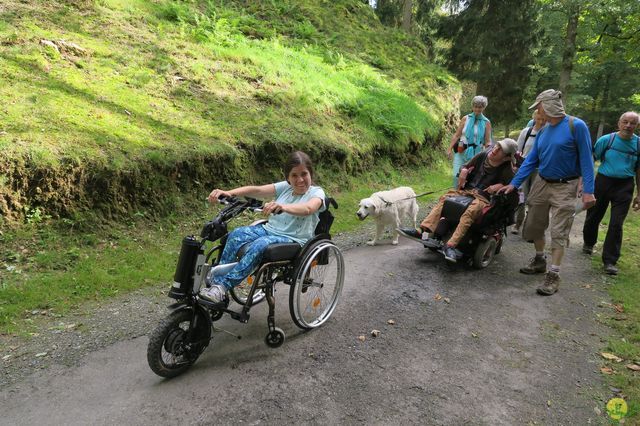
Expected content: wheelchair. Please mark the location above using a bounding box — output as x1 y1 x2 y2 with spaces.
147 196 344 378
425 191 519 268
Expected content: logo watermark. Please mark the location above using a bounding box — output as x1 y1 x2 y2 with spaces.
606 398 627 420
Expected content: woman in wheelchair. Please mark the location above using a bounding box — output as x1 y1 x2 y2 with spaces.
400 138 518 262
199 151 326 304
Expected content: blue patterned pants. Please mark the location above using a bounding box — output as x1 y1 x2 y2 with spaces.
215 225 297 289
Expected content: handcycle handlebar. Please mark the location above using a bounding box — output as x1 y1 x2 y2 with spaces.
200 196 264 242
217 195 264 212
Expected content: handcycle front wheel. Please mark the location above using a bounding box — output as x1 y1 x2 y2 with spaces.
147 308 211 378
289 240 344 330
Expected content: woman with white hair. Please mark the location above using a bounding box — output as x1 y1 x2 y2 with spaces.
447 95 493 187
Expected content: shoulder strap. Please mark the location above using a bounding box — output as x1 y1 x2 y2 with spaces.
568 116 575 136
522 126 534 151
601 132 616 162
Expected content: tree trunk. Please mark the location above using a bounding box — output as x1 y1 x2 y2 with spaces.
559 4 580 96
504 125 510 139
401 0 412 33
596 73 610 139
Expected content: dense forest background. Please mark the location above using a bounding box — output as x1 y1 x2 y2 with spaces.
372 0 640 137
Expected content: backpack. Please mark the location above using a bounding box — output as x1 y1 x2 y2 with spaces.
533 115 578 168
599 132 640 167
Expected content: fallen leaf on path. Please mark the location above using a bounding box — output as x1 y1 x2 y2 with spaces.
2 355 12 361
601 352 623 362
387 319 395 325
434 293 442 301
546 400 552 407
443 297 451 304
371 330 380 337
625 364 640 372
471 332 478 338
35 352 48 358
613 304 624 313
600 367 614 375
357 335 366 342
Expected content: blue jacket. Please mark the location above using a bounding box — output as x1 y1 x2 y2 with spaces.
511 116 595 194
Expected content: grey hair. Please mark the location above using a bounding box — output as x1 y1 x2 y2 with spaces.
472 95 488 108
620 111 640 122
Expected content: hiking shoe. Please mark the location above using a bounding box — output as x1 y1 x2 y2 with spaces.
443 245 463 263
397 227 424 242
582 244 594 255
536 271 560 296
423 237 443 249
199 284 228 304
520 255 547 274
604 264 619 275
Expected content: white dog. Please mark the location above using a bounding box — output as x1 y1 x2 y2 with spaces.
356 186 419 245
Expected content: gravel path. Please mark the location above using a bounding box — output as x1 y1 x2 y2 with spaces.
0 206 617 424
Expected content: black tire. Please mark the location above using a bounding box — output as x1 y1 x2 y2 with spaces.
289 241 344 330
147 308 211 378
229 275 266 306
265 327 285 348
473 238 497 269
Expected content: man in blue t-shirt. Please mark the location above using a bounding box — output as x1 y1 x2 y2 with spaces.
582 111 640 275
501 89 596 296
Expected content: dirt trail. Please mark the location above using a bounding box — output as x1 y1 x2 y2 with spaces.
0 215 614 424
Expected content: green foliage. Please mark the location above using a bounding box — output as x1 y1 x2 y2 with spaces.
523 0 640 134
438 0 539 129
597 209 640 421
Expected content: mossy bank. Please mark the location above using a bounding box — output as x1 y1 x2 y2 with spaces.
0 0 459 222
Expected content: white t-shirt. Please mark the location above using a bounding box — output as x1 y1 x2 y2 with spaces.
263 181 326 245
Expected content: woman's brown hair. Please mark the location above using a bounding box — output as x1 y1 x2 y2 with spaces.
284 151 314 182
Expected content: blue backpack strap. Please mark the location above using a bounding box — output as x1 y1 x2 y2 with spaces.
600 132 616 162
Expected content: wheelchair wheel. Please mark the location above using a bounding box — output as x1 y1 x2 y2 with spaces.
289 240 344 330
473 238 497 269
265 327 286 348
229 274 266 305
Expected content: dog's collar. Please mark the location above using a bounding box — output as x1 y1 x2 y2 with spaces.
375 195 393 207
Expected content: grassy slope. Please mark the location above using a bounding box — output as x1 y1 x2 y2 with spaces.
596 212 640 419
0 0 459 220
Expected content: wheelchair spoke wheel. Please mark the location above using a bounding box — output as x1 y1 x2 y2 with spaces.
289 241 344 329
147 309 211 378
229 274 266 306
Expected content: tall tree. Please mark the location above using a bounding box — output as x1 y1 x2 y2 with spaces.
439 0 540 133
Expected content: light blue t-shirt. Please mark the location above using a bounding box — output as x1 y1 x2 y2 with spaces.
594 133 640 179
263 181 326 245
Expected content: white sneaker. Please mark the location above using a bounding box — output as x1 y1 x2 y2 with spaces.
199 284 228 303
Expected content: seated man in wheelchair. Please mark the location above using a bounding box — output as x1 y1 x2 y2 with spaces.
199 150 326 304
400 138 518 262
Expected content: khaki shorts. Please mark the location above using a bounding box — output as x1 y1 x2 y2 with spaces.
522 176 579 249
